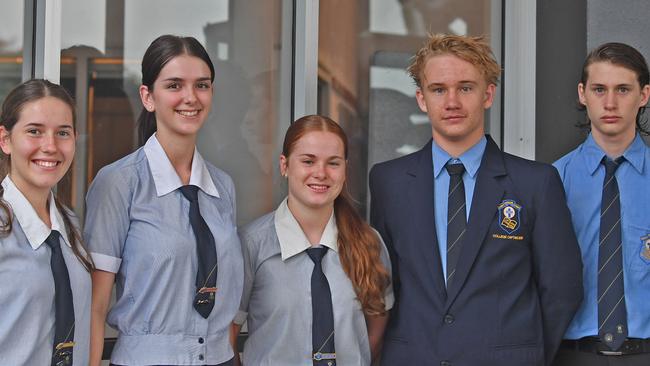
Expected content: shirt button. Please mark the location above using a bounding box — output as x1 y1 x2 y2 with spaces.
444 314 454 324
198 354 204 361
441 361 451 366
198 337 204 344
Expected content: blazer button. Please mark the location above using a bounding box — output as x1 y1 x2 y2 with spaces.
444 314 454 324
441 361 451 366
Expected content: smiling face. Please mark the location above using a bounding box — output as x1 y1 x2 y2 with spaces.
140 54 213 141
415 54 495 156
0 96 75 198
280 131 346 215
579 61 650 143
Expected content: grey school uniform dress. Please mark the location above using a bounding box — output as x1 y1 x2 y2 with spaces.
0 176 91 365
84 135 243 365
234 198 394 366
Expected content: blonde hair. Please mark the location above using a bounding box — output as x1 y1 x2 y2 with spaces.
408 34 501 88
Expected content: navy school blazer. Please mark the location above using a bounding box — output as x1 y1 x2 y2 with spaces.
369 136 583 366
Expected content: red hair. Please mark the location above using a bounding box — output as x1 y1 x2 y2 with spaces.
282 115 390 315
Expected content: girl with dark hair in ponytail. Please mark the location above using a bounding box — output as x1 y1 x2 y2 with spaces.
232 115 393 366
0 79 93 365
86 35 242 366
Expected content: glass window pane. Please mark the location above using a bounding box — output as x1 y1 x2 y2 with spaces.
0 2 24 101
59 0 290 226
318 0 497 215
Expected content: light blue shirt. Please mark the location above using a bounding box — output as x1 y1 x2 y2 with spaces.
84 134 243 365
554 133 650 339
235 198 394 365
0 176 91 365
432 136 486 283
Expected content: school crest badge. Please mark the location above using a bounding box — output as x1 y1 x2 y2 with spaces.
641 234 650 262
497 200 521 234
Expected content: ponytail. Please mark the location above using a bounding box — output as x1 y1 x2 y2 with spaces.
137 108 157 146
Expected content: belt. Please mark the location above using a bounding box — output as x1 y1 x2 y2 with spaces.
561 337 650 356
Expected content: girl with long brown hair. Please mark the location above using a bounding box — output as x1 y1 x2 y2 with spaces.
232 115 392 365
0 79 93 365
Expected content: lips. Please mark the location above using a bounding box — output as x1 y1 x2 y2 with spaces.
32 159 59 169
307 184 329 193
601 115 621 123
443 114 466 121
176 109 200 117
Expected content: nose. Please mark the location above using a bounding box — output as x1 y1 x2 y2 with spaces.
312 162 326 179
184 87 197 104
41 133 57 153
445 90 461 109
604 91 617 110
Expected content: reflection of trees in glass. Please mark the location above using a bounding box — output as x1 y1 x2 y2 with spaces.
0 36 23 111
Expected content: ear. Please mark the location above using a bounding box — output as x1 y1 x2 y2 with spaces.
279 154 288 177
415 88 428 113
483 83 496 109
139 85 154 112
578 83 587 106
0 126 11 155
639 84 650 107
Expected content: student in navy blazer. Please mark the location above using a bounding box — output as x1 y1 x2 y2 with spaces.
369 34 584 366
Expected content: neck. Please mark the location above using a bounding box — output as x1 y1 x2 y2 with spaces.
592 129 635 158
9 175 51 227
287 198 333 246
433 131 483 158
155 132 196 185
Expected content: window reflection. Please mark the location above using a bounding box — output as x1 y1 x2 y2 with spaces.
0 1 23 102
59 0 289 226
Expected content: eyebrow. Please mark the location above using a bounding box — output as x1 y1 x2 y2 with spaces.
425 80 478 88
24 122 74 129
297 153 344 160
161 77 212 82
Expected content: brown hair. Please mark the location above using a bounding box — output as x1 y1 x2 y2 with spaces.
282 115 390 315
0 79 94 272
578 42 649 134
408 33 501 88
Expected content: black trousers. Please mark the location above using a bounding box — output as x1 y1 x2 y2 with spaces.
552 348 650 366
111 357 234 366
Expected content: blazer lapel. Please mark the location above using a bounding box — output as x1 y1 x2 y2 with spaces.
406 140 447 300
445 136 507 309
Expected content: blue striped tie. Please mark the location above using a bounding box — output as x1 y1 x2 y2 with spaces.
446 162 466 287
598 157 627 351
307 247 336 365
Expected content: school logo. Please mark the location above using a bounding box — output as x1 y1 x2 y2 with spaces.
641 234 650 262
497 200 521 234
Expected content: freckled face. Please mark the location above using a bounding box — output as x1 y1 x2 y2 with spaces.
0 96 75 198
280 131 346 212
415 54 495 152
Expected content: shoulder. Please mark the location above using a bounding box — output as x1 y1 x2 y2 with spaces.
501 151 558 178
370 144 429 186
90 148 146 189
240 211 276 245
552 144 583 178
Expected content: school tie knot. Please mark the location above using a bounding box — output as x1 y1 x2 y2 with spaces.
602 156 624 177
445 162 465 176
45 230 61 250
307 247 328 264
179 185 200 202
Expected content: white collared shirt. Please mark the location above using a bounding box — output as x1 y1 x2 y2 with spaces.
0 175 91 366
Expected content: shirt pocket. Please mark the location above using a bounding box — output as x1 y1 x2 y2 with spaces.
627 223 650 274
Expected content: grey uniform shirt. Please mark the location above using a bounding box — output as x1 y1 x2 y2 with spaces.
0 176 91 365
84 134 243 365
235 198 394 366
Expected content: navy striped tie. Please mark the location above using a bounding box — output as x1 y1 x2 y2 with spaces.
598 157 627 351
446 162 466 287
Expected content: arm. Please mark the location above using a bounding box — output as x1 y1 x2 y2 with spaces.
365 312 389 365
531 167 583 365
230 323 242 366
90 270 115 366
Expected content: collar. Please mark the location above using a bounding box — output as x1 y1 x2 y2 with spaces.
1 176 71 250
143 134 219 198
274 198 338 261
431 135 486 178
582 133 646 175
